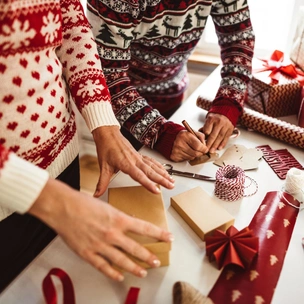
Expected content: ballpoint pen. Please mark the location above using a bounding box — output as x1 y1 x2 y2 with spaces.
182 120 211 158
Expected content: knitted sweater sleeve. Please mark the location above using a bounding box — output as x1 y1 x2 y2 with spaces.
56 0 119 131
87 1 183 159
0 1 121 217
0 145 49 216
209 0 255 126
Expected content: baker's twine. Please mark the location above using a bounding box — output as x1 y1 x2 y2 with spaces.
214 165 258 201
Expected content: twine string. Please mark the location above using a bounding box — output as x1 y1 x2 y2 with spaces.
214 165 258 201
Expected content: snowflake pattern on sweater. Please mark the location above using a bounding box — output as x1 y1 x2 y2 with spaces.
88 0 255 159
0 0 116 173
0 0 119 220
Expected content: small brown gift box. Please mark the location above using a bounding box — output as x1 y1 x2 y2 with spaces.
170 187 234 241
108 185 171 268
246 56 302 118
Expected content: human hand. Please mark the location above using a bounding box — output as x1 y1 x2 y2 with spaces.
170 130 208 162
199 113 234 153
92 126 174 196
29 179 174 282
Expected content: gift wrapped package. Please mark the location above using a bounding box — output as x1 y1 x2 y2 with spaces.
108 185 171 268
170 187 234 241
246 53 302 118
290 6 304 71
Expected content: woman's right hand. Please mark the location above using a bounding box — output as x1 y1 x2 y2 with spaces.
28 178 174 281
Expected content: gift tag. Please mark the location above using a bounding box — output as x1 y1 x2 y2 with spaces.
189 152 219 166
256 144 304 179
213 144 263 170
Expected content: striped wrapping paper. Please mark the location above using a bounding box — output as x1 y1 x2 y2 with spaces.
196 97 304 150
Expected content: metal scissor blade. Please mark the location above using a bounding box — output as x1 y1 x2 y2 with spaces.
170 170 215 181
192 173 216 181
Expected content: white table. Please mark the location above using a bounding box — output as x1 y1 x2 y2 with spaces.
1 68 304 304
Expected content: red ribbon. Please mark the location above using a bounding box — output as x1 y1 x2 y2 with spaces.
124 287 140 304
42 268 140 304
205 226 259 270
254 50 304 85
42 268 75 304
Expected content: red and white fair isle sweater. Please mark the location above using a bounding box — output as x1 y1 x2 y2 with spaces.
0 0 119 221
88 0 255 159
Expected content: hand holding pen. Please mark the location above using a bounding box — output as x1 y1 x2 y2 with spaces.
168 120 209 162
182 120 210 158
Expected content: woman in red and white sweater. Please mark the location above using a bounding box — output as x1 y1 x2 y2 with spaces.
0 0 174 290
88 0 255 161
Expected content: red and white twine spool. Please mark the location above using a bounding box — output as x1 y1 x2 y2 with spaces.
214 165 258 201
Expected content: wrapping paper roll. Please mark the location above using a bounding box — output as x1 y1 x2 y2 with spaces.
173 281 213 304
196 97 304 149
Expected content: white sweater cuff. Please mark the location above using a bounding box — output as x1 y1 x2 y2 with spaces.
81 102 120 132
0 153 49 214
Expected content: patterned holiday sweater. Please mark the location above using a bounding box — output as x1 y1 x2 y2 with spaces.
0 0 119 221
87 0 255 159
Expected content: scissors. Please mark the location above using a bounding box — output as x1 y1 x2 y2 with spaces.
163 164 216 181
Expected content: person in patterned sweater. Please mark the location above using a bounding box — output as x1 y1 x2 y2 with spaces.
87 0 255 161
0 0 175 290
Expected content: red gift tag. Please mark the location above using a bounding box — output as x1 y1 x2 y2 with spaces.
256 145 303 179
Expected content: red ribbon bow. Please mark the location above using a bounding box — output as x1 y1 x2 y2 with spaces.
205 226 259 270
255 50 304 85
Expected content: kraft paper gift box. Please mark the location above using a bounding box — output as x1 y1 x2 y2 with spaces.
246 57 302 118
108 185 171 268
170 187 234 241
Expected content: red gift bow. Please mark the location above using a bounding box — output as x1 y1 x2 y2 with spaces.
254 49 304 85
205 226 259 270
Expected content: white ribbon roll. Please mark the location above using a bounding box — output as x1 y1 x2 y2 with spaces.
284 168 304 204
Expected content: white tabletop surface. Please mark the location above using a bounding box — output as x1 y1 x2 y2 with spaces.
1 68 304 304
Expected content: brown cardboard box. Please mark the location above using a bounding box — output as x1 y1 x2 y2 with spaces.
171 187 234 241
108 185 171 268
